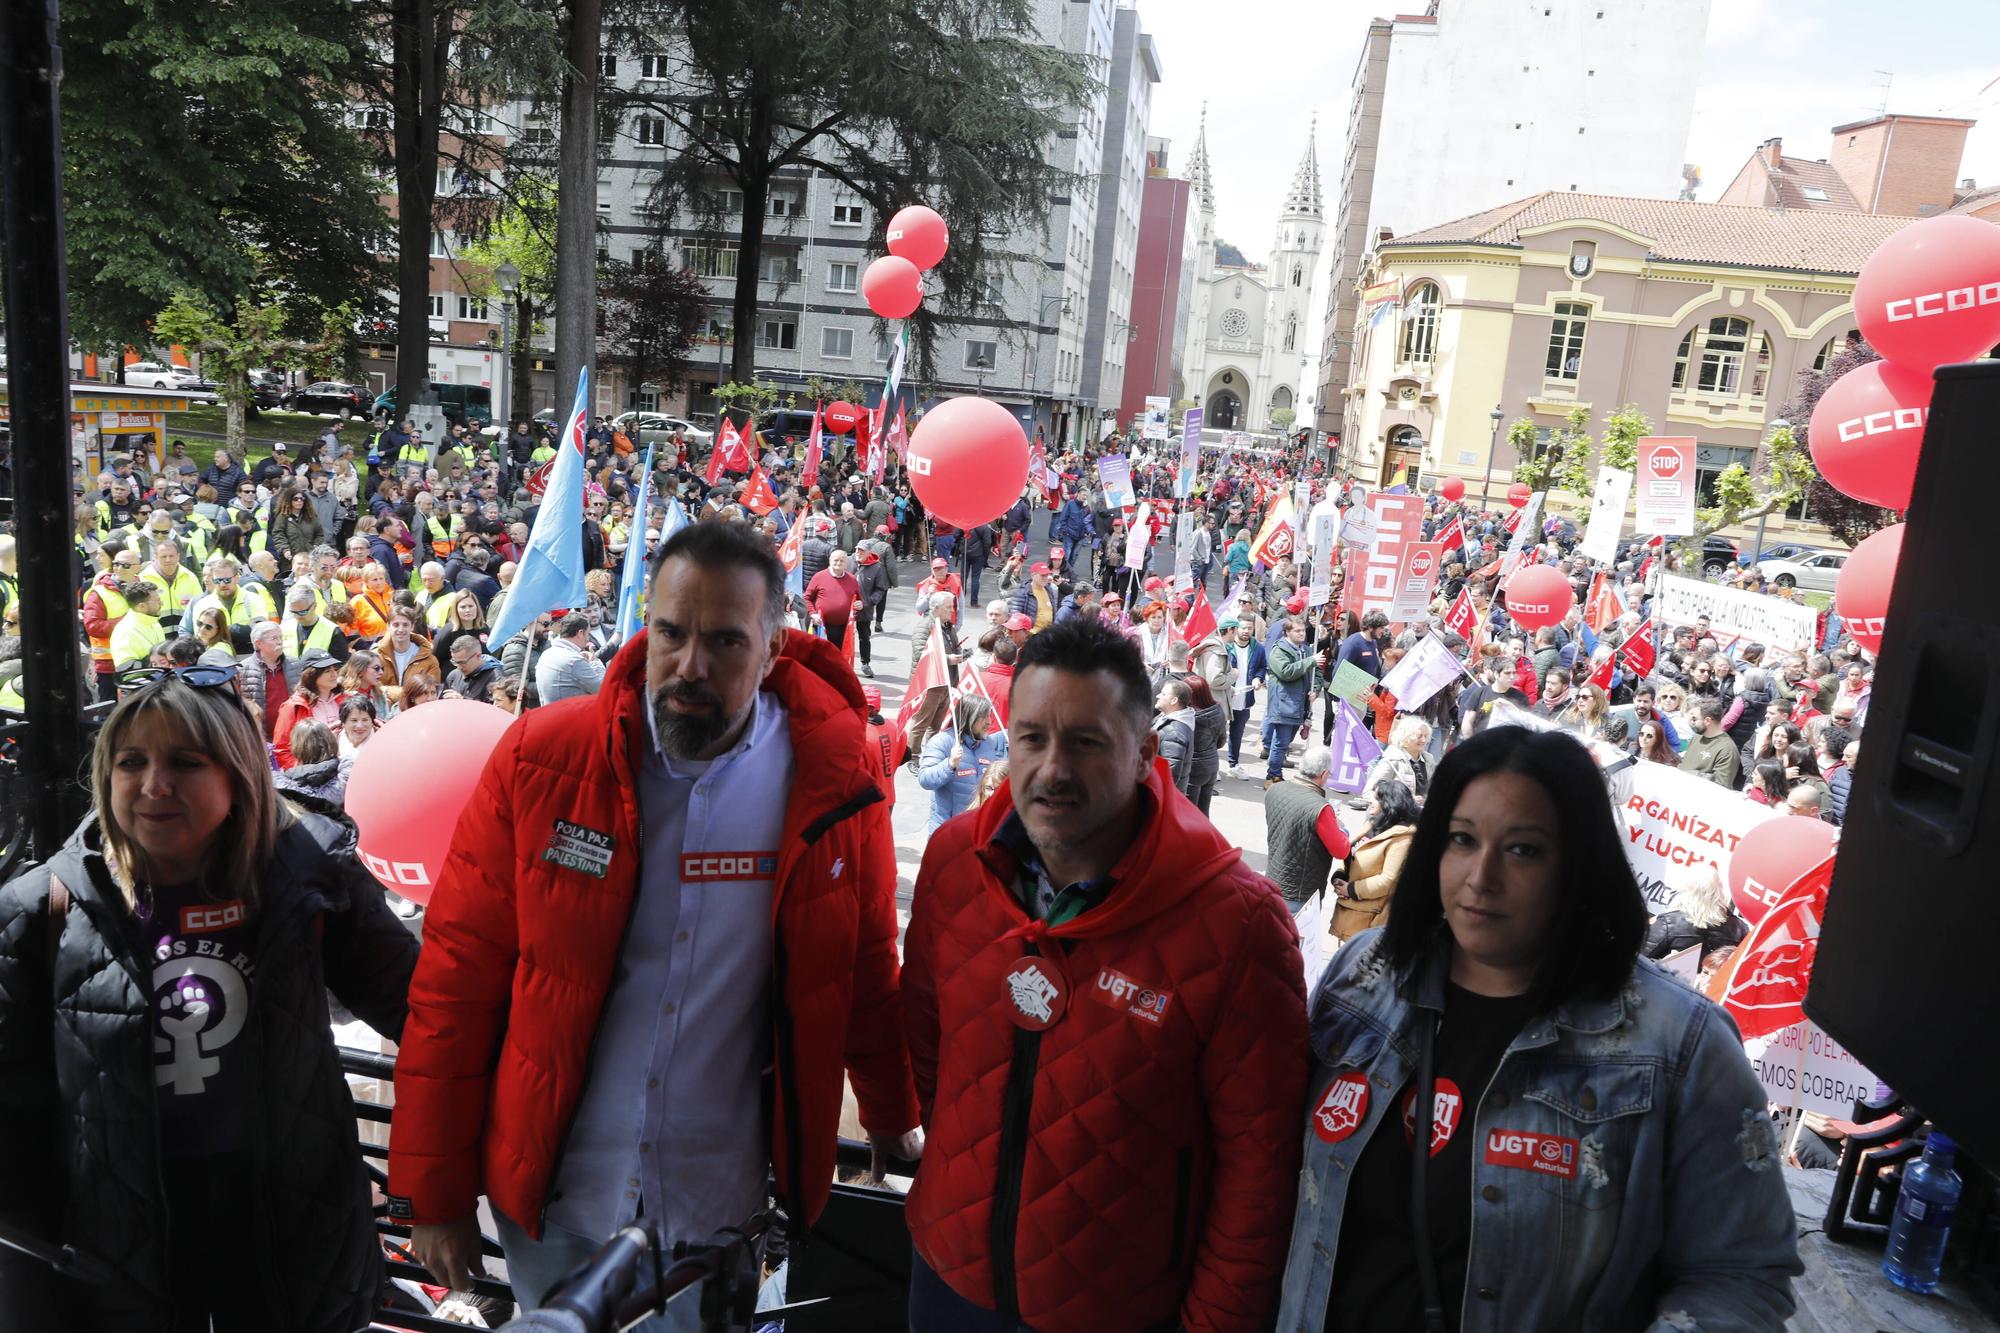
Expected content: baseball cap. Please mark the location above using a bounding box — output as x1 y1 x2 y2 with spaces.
1285 592 1308 614
875 524 891 535
1030 562 1051 576
931 557 947 569
1049 544 1065 559
1103 591 1124 605
299 650 339 672
862 684 883 710
1005 613 1033 632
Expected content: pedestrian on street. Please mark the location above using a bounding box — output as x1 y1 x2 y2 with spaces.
1264 615 1315 785
916 694 1008 833
1263 744 1353 911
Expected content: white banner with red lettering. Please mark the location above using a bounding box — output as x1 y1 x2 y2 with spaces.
1358 492 1424 616
1616 759 1781 910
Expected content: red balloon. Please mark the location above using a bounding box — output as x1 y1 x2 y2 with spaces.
1835 522 1903 655
886 204 950 271
1728 816 1837 927
347 700 514 905
862 255 922 320
1503 563 1573 631
907 396 1030 529
1807 359 1930 510
1507 482 1532 509
1439 476 1466 503
1854 215 2000 373
823 401 863 435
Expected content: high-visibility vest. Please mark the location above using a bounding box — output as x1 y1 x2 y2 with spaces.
182 513 216 563
0 674 22 712
204 583 277 630
424 590 459 630
530 444 556 465
398 440 430 467
421 513 454 559
282 614 336 659
0 572 16 617
109 608 166 670
141 564 204 620
84 582 130 667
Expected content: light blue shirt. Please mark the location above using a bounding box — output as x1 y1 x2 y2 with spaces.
546 689 794 1246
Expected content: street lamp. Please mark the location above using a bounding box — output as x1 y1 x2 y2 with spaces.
1481 404 1505 508
1028 294 1071 442
494 260 521 427
1751 417 1791 566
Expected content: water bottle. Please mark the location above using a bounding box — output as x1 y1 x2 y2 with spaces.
1883 1130 1962 1295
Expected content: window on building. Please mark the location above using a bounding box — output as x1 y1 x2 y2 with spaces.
428 294 447 319
1545 300 1589 380
875 333 892 363
1291 263 1302 287
975 269 1005 307
832 196 865 226
522 118 554 148
761 251 798 283
698 187 744 215
353 105 391 131
821 327 854 359
456 295 490 321
827 260 858 292
684 241 739 278
639 52 671 79
1400 281 1441 366
757 318 797 350
636 115 667 147
1812 329 1860 372
430 230 451 257
965 340 998 370
1802 186 1829 202
599 53 617 79
768 192 801 218
1283 315 1298 353
636 388 660 412
1749 334 1774 397
1673 316 1754 394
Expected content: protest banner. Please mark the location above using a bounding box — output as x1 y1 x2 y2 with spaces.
1578 465 1633 565
1098 453 1134 507
1617 759 1781 910
1745 1021 1881 1120
1633 438 1696 536
1497 489 1544 580
1298 891 1339 993
1123 502 1153 571
1142 395 1171 441
1339 500 1379 552
1327 659 1378 712
1358 492 1423 616
1307 505 1339 607
1294 480 1313 518
1656 574 1819 654
1175 407 1203 497
1659 945 1701 985
1172 508 1197 591
1327 700 1383 793
1387 541 1445 623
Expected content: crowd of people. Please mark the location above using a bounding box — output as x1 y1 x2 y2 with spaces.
0 401 1868 1331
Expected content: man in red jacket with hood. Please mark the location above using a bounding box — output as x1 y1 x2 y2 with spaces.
903 616 1310 1331
391 521 920 1315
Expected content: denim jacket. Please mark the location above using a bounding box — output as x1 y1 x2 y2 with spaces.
1276 930 1800 1332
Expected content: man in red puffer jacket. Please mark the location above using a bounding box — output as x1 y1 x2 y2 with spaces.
904 616 1309 1332
389 522 920 1312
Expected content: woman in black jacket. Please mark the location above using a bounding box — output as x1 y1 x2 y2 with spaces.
0 663 417 1332
1182 671 1226 815
1643 861 1748 962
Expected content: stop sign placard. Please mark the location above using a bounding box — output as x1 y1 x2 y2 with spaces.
1633 437 1697 536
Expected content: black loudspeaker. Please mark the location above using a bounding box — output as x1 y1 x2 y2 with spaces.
1808 359 2000 1164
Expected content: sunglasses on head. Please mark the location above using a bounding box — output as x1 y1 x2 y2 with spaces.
117 663 239 692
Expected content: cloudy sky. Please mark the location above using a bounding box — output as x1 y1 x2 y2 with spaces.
1136 0 2000 260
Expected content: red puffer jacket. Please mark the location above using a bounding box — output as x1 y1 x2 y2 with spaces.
386 630 919 1236
903 761 1310 1331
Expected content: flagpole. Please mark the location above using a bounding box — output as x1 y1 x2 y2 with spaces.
1782 1019 1813 1163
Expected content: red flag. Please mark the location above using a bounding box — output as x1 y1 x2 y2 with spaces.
1181 583 1218 646
1248 494 1297 566
1583 572 1624 633
1636 554 1657 584
778 513 804 576
1617 617 1657 678
1503 507 1523 535
1442 586 1479 644
740 466 780 516
524 455 556 497
895 620 949 737
1435 516 1465 555
1587 651 1616 692
885 403 908 465
1711 854 1835 1040
802 403 823 489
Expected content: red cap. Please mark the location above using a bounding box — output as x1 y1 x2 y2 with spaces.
858 550 879 564
1285 592 1308 613
1103 591 1124 605
1031 562 1052 576
862 685 883 710
875 524 891 535
1006 612 1033 631
1049 544 1065 558
931 557 947 568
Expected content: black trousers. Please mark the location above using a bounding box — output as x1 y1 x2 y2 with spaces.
853 616 873 665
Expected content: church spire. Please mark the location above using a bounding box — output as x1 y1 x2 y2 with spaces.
1188 102 1216 214
1283 114 1322 217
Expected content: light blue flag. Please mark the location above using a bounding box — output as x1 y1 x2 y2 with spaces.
488 368 591 648
614 445 656 643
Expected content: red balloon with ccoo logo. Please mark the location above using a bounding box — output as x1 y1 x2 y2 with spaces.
1835 522 1903 655
1502 563 1573 631
823 401 864 435
1852 215 2000 373
1507 482 1532 509
1439 476 1465 503
1807 360 1930 511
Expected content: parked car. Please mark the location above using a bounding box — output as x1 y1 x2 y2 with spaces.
373 382 493 428
1748 541 1823 565
246 369 286 410
283 381 371 416
1757 549 1846 593
126 361 200 389
612 411 713 447
1617 534 1740 577
754 408 822 449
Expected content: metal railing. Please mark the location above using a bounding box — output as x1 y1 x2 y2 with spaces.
345 1047 916 1332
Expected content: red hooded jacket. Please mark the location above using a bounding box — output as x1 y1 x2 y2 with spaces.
902 761 1309 1331
386 630 919 1236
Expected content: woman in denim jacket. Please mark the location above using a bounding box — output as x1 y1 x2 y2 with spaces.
1277 726 1800 1332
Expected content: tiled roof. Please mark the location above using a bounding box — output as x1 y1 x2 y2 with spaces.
1383 191 1928 275
1949 184 2000 216
1764 155 1861 212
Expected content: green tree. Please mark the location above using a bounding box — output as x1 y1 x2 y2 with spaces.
615 0 1094 385
1269 407 1297 433
1774 342 1897 548
154 291 354 453
60 0 387 358
1506 417 1547 489
1597 404 1651 473
1691 422 1816 549
460 176 559 421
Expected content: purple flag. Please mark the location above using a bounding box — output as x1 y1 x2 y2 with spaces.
1327 699 1384 794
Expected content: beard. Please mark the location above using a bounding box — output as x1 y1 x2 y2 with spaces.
650 679 739 760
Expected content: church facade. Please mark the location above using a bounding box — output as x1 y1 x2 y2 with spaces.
1179 115 1324 435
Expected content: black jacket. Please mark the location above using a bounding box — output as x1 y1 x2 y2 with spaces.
0 808 417 1332
1642 910 1747 963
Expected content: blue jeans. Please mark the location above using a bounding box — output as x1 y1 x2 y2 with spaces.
909 1249 1034 1331
494 1210 697 1333
1263 721 1300 780
1228 704 1253 766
